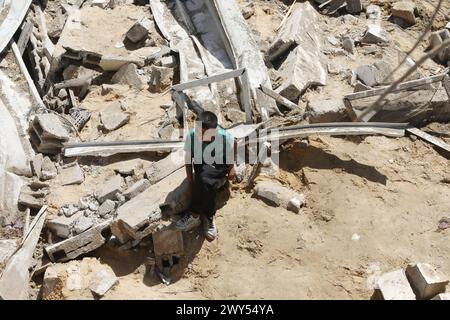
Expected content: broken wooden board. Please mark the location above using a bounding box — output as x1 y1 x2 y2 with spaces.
406 127 450 155
0 206 47 300
64 140 184 157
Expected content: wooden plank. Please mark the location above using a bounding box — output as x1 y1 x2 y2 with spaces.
17 20 33 56
344 73 446 101
0 206 47 300
406 127 450 155
241 69 253 124
260 85 298 111
64 140 184 157
172 68 245 92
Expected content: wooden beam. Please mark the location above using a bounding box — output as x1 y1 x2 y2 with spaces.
241 69 253 124
17 20 33 56
172 68 245 92
344 73 447 101
260 85 298 111
406 127 450 155
64 140 184 157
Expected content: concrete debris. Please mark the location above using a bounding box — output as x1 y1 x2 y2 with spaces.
391 1 416 26
41 266 62 299
0 240 18 265
66 265 82 291
95 174 124 203
428 29 450 66
269 2 327 101
355 61 392 87
242 5 255 20
306 98 348 123
405 263 449 300
253 180 305 214
73 216 95 235
376 269 416 300
61 203 80 217
92 0 111 9
111 63 145 90
342 36 355 54
366 5 382 21
29 114 70 154
126 17 154 44
112 169 190 243
45 220 112 263
159 55 176 68
144 150 184 185
89 269 118 297
63 65 98 81
18 183 49 209
40 156 58 180
59 163 84 186
346 0 363 14
361 24 390 44
148 66 173 93
31 153 44 180
112 159 143 176
123 179 151 200
100 101 130 132
98 199 116 217
47 212 83 239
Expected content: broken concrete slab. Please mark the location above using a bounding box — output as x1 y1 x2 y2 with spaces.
89 269 118 297
95 174 124 203
406 263 449 300
18 184 48 209
376 269 416 300
342 36 355 54
306 98 348 123
111 63 145 90
355 61 392 87
41 266 62 299
253 180 305 214
47 212 84 239
59 163 84 186
391 1 416 26
152 227 184 257
100 101 130 132
112 168 190 243
0 240 18 265
31 153 44 179
123 179 151 200
98 199 116 217
45 219 112 263
126 17 153 43
144 150 184 185
30 114 70 154
361 25 389 44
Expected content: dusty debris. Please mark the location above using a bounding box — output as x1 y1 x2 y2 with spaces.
29 114 70 154
95 174 124 203
0 239 18 265
111 63 145 90
306 98 348 123
59 162 85 186
405 263 449 300
253 180 305 214
99 101 130 132
90 269 118 297
390 1 417 26
375 269 416 300
126 17 154 44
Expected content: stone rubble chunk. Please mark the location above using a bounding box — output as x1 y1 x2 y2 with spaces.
342 36 355 54
376 269 416 300
89 269 118 297
253 180 305 213
306 98 348 123
47 212 84 239
111 63 145 90
61 204 80 217
73 216 95 235
100 101 130 132
148 66 173 93
95 175 124 203
59 163 84 186
361 24 390 44
391 1 416 26
98 199 116 217
405 263 449 300
152 228 184 257
366 4 382 20
41 266 63 299
355 61 392 87
144 150 184 185
126 17 154 43
242 6 255 20
31 153 44 180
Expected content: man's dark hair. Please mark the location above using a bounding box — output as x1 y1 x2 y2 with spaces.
199 111 218 129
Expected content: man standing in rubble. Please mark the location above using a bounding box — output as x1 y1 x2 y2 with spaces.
176 111 236 241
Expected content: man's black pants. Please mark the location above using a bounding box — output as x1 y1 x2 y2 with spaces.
190 164 228 218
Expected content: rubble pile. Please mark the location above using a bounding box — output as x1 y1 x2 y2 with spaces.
0 0 449 300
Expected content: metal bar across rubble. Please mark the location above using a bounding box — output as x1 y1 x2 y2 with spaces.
64 140 184 157
172 68 245 92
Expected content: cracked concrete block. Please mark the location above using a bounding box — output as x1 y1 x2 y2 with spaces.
100 101 130 132
144 150 184 185
47 212 84 239
391 1 416 26
41 266 63 299
45 220 112 263
73 216 95 235
41 157 58 180
111 63 145 90
376 269 416 300
306 98 348 123
95 175 123 203
98 199 116 217
361 25 389 44
406 263 449 300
